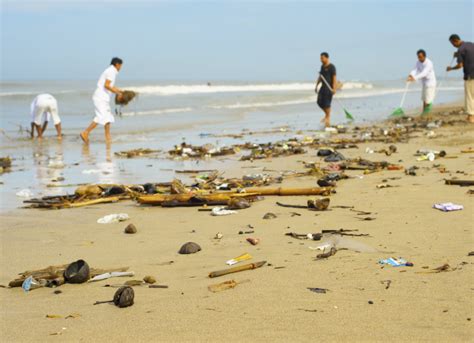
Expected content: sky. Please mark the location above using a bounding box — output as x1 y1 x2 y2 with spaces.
1 0 473 81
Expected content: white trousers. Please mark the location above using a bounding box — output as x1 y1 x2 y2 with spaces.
31 95 61 125
93 96 114 125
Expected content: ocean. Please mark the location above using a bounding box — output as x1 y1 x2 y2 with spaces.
0 78 464 212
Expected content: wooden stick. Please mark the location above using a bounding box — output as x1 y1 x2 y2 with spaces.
208 261 266 278
445 179 474 186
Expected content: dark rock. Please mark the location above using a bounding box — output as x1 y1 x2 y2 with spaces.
178 242 201 254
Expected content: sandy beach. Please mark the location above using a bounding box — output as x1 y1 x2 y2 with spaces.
0 105 473 342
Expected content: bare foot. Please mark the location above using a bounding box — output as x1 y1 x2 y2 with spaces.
57 135 63 141
468 115 474 123
80 132 89 144
325 119 330 128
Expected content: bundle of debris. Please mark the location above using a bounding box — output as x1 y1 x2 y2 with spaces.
169 142 236 159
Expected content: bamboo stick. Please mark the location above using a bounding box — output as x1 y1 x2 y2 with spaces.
208 261 266 278
445 179 474 186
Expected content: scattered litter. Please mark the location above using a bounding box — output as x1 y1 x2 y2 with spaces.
94 286 134 308
89 271 135 282
379 257 413 267
16 189 33 198
226 253 252 266
214 232 223 240
433 202 463 212
307 287 328 294
209 261 266 278
124 224 137 234
97 213 130 224
445 179 474 187
143 276 156 284
211 207 237 216
208 279 250 293
263 212 277 219
178 242 201 254
246 237 260 245
381 280 392 289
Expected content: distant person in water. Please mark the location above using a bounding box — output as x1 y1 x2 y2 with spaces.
407 49 436 114
315 52 337 128
80 57 124 144
30 93 62 139
447 34 474 123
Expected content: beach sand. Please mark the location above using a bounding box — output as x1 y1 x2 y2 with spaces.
1 106 473 342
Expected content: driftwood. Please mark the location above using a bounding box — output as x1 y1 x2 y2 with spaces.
9 265 129 288
244 187 331 196
137 193 256 206
208 261 266 278
445 179 474 186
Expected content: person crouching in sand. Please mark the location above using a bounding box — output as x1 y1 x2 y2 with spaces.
315 52 337 128
80 57 124 144
30 93 62 139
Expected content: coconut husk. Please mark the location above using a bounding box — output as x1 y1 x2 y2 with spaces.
115 90 137 106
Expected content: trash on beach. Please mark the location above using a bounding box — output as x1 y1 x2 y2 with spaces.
178 242 201 254
82 169 102 175
22 276 44 292
16 189 33 198
209 261 266 278
246 237 260 245
433 202 463 212
214 232 223 240
227 197 251 210
48 160 65 169
115 148 161 158
94 286 135 308
9 263 130 289
379 257 413 267
211 206 237 216
97 213 130 224
0 156 12 173
307 287 328 294
262 212 277 219
208 279 250 293
416 263 455 274
124 224 137 234
169 142 236 159
64 260 90 284
276 197 330 211
309 233 376 258
417 152 436 162
445 179 474 187
405 166 418 176
226 253 252 266
143 276 156 284
89 271 135 282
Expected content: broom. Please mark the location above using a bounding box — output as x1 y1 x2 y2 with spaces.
391 82 410 116
319 74 354 121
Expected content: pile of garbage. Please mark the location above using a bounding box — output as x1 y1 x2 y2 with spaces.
0 156 12 173
239 141 306 161
169 142 236 159
114 148 161 158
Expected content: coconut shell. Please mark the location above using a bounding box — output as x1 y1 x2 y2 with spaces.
75 185 102 197
113 286 134 308
124 224 137 234
178 242 201 254
64 259 90 284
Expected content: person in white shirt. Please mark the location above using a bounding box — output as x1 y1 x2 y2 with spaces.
30 93 62 139
80 57 124 144
407 49 437 114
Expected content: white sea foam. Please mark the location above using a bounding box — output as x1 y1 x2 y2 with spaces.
128 81 374 96
121 107 193 116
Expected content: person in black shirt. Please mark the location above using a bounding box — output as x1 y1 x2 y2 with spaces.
447 34 474 123
315 52 337 127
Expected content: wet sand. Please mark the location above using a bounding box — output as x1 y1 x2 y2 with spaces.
0 106 473 342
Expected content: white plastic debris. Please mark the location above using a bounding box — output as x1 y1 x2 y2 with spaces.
48 160 65 169
16 189 33 198
82 169 102 175
365 147 374 154
211 207 237 216
433 203 463 212
97 213 130 224
89 271 135 282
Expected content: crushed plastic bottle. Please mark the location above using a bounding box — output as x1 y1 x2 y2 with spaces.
22 276 45 292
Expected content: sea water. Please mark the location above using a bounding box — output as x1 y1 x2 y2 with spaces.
0 79 464 212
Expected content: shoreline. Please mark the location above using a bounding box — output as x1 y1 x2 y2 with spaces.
1 104 473 341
